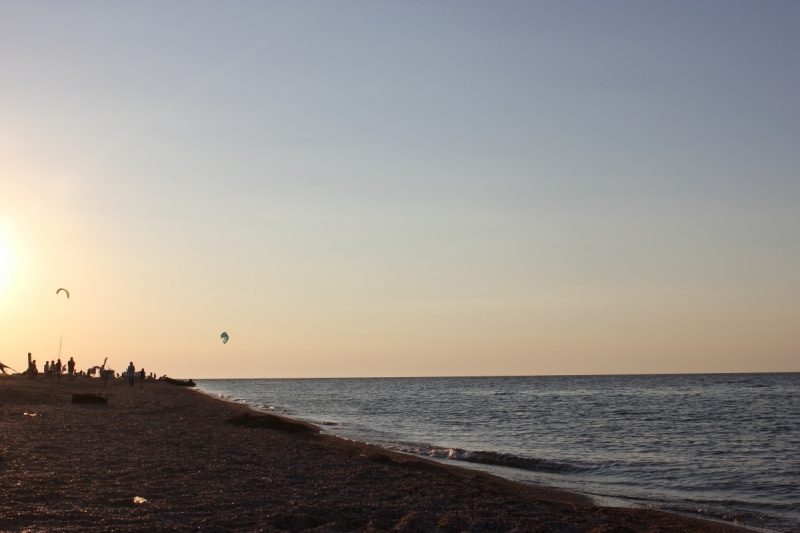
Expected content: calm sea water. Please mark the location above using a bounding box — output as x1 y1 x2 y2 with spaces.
195 374 799 532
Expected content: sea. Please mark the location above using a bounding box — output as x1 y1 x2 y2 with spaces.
195 374 799 532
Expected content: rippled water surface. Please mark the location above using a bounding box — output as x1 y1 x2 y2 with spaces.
196 374 800 532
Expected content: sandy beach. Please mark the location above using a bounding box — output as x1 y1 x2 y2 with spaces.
0 376 753 532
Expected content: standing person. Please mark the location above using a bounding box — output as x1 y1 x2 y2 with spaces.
139 368 145 388
67 357 75 382
43 361 50 381
127 362 135 387
30 359 38 379
56 359 62 381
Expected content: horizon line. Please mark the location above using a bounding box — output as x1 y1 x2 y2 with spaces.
184 370 799 380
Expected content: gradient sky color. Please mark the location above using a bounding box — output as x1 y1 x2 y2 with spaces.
1 1 798 378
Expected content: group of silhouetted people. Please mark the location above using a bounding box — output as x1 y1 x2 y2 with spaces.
40 357 77 382
25 357 155 387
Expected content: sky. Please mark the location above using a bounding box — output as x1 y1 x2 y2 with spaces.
0 1 798 378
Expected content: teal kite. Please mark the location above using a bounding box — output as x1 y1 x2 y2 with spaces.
56 288 70 299
221 332 229 344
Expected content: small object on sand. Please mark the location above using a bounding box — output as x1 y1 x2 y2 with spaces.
133 496 147 504
72 393 108 404
221 331 229 344
56 288 70 298
164 377 196 387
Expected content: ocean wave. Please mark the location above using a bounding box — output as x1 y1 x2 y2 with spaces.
385 444 587 474
653 502 777 529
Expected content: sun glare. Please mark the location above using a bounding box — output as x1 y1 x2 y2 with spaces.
0 235 13 293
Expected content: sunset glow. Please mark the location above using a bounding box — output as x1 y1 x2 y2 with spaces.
0 232 13 295
0 2 797 378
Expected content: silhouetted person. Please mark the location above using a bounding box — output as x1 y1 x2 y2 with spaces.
56 359 62 381
67 357 75 381
43 361 50 381
30 359 38 379
127 362 135 387
140 368 145 388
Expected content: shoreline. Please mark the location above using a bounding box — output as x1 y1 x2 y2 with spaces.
192 386 605 501
192 382 777 533
0 376 759 532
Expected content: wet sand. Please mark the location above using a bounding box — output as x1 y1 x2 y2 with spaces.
0 376 753 532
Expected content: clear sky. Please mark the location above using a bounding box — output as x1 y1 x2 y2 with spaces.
1 1 798 378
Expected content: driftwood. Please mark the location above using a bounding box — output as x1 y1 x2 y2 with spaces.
71 368 112 404
72 394 108 404
164 377 196 387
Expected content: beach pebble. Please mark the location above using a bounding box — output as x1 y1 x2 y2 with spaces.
133 496 147 504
